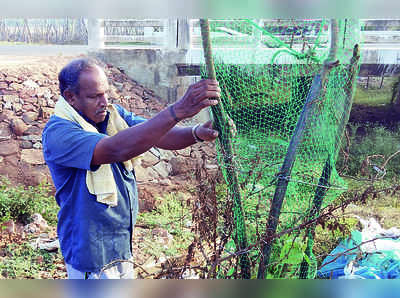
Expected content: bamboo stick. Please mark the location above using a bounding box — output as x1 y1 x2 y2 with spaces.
200 19 251 279
299 43 360 278
257 19 340 279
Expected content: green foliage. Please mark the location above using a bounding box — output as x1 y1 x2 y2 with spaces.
0 242 65 279
267 234 308 278
313 216 359 267
0 178 58 225
337 124 400 179
136 192 194 257
200 19 361 279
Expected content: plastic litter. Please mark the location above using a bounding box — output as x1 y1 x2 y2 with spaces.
318 218 400 279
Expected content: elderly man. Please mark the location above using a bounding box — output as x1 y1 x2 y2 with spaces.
42 58 220 279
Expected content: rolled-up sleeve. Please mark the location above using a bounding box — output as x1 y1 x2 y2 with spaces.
42 117 107 171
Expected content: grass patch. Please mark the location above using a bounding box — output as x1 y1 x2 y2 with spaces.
0 242 65 279
136 192 194 257
354 87 392 106
0 178 58 226
353 77 397 106
337 124 400 179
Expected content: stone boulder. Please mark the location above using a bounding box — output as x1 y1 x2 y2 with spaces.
0 140 18 156
21 149 45 165
10 118 29 136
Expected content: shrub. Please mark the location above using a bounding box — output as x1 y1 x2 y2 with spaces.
337 124 400 179
0 178 58 225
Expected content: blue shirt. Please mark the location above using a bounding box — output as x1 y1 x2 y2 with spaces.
42 104 146 272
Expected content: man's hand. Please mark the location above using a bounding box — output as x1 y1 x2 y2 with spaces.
195 120 219 142
173 79 220 120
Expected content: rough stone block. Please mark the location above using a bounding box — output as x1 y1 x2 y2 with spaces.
0 140 19 156
21 149 45 165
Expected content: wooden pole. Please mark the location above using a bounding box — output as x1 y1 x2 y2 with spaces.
299 43 360 278
200 19 251 279
257 19 340 279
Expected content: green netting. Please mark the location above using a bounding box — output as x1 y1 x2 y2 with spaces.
199 19 361 279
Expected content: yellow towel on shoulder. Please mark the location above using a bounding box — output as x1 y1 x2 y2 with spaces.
54 96 137 207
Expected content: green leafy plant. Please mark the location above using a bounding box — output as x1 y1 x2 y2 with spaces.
0 242 65 279
0 178 58 225
337 124 400 179
136 192 194 257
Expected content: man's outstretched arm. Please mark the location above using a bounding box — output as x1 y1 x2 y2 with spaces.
91 79 220 166
154 120 218 150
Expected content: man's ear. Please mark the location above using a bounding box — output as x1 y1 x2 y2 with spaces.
63 90 77 106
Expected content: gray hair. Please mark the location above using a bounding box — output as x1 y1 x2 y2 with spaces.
58 58 100 96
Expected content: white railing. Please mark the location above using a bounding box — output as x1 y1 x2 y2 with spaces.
103 19 167 48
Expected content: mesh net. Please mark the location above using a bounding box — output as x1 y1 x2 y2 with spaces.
198 19 361 279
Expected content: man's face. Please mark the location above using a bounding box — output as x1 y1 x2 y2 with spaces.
71 66 110 124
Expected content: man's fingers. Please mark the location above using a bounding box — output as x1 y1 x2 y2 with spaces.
199 99 219 109
198 121 219 140
203 120 213 129
200 90 220 101
192 80 220 92
192 86 221 98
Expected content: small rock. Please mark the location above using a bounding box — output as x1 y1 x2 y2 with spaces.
159 179 170 186
13 102 22 113
153 162 170 178
3 100 12 110
159 149 175 160
10 118 29 136
5 75 18 84
0 82 8 89
37 97 46 107
21 135 42 142
9 82 23 92
174 147 191 157
0 122 12 138
1 220 15 233
114 82 124 91
24 223 39 234
205 164 219 170
0 108 16 122
38 107 53 119
152 228 173 246
23 79 40 89
185 220 192 228
181 269 200 279
20 140 33 149
31 213 48 230
33 142 42 149
19 90 37 99
22 111 39 124
23 126 41 136
0 140 19 156
39 239 60 252
4 155 18 167
21 149 45 165
47 99 55 108
140 150 160 168
169 156 194 176
134 164 159 183
2 94 18 102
